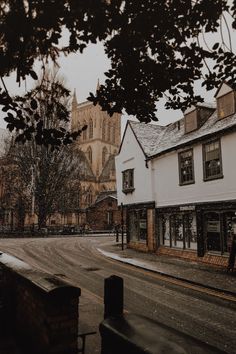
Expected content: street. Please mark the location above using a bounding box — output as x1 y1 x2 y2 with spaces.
0 236 235 354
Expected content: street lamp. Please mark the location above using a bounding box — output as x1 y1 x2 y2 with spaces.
30 157 40 231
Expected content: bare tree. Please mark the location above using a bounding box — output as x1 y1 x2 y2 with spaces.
2 72 84 230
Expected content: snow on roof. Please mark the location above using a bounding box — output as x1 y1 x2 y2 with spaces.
129 121 166 156
197 102 216 109
129 109 236 159
0 252 31 271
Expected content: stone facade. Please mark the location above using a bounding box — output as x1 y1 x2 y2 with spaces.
71 89 121 209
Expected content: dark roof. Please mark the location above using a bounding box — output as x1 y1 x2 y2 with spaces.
99 154 116 182
88 190 117 208
96 190 117 202
77 150 96 181
128 108 236 159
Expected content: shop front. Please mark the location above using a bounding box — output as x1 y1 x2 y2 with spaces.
156 201 236 266
126 202 155 252
157 205 197 251
203 209 236 255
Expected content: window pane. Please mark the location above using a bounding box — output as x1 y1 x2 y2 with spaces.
170 214 183 248
122 169 134 190
204 141 222 179
179 150 194 184
183 213 197 250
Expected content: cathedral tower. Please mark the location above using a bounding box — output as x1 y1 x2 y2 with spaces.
71 84 121 206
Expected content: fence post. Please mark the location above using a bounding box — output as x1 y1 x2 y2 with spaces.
104 275 123 319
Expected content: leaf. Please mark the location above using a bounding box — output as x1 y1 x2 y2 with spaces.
29 70 38 80
30 99 38 110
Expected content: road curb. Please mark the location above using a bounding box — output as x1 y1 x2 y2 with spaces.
97 248 236 299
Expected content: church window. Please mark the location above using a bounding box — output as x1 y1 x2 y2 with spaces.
102 147 108 167
102 119 106 140
89 119 93 138
86 188 93 205
112 124 116 143
82 121 87 140
87 146 92 163
107 122 111 142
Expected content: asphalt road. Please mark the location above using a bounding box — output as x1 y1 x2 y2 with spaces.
0 236 235 354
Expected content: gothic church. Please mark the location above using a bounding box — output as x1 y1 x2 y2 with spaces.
71 85 121 215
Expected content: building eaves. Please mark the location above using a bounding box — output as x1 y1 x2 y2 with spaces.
147 109 236 160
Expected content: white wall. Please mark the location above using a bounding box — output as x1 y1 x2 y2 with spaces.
115 124 153 206
153 132 236 207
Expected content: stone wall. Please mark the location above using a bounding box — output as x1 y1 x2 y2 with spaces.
0 253 80 354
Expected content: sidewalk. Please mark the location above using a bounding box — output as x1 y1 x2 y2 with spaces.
97 242 236 297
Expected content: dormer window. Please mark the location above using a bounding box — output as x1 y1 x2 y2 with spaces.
184 104 215 134
184 110 198 133
217 91 235 119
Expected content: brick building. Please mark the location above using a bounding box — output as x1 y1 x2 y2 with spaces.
86 191 125 231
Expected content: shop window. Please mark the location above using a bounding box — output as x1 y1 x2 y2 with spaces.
183 214 197 249
170 214 183 248
159 212 197 250
205 212 221 252
128 209 147 242
178 149 194 185
224 213 236 253
122 169 134 194
129 211 139 242
217 91 235 119
159 214 170 246
203 140 223 181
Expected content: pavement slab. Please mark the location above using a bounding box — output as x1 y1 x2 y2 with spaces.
97 242 236 296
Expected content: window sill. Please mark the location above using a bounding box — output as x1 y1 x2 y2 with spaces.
203 174 224 182
122 188 135 194
179 180 195 186
206 251 229 257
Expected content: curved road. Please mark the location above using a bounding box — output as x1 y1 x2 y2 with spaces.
0 236 235 354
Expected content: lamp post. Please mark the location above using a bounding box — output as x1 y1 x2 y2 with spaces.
121 202 124 251
30 157 40 231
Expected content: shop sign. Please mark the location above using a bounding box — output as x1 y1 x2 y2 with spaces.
207 221 220 233
233 222 236 235
139 220 147 229
179 205 195 211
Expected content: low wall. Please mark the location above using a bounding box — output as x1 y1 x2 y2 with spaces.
157 247 228 267
100 275 225 354
0 252 81 354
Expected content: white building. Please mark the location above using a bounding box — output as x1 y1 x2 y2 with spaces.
116 82 236 266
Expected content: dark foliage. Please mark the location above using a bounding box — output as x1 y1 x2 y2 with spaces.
1 0 236 143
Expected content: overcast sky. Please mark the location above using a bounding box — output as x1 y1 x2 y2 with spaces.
0 42 186 133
